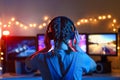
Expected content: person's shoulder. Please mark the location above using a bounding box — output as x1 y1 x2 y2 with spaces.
36 51 53 58
69 51 80 56
34 52 50 60
70 51 85 56
35 52 47 58
70 51 79 54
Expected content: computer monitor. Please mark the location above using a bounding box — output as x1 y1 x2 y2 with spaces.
4 36 37 60
37 33 87 52
37 34 54 51
87 33 118 61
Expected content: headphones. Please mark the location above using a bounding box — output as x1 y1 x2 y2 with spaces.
46 16 76 40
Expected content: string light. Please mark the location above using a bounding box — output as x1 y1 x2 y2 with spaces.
0 67 2 71
98 16 102 20
3 24 7 28
107 14 112 19
43 16 49 21
0 52 4 55
11 17 15 21
0 14 120 65
42 23 47 27
102 15 106 19
0 14 119 32
0 22 2 25
77 22 81 26
113 28 117 32
15 21 20 25
38 25 43 29
113 19 117 23
33 23 37 27
0 57 4 60
3 30 10 35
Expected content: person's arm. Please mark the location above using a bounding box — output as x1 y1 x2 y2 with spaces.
30 33 52 58
71 30 96 73
71 30 82 52
25 54 39 71
25 32 52 71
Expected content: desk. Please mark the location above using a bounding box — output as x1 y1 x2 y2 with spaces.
83 73 120 80
0 69 120 80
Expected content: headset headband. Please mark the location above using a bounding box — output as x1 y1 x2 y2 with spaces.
47 16 76 33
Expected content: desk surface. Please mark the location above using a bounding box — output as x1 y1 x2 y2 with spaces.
0 69 120 80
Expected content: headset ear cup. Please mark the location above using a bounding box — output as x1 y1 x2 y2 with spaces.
48 32 54 40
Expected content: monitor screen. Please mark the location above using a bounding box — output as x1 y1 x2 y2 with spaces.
78 33 87 52
5 36 37 59
37 34 54 51
87 33 118 56
37 33 87 52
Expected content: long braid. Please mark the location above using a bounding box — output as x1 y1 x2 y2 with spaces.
53 17 74 50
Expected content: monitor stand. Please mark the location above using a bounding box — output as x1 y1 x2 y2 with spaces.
100 55 108 62
96 55 111 73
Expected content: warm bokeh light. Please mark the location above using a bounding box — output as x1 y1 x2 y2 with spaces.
113 19 117 23
84 19 88 23
0 67 2 71
15 21 20 25
33 23 37 27
3 24 7 28
20 24 24 27
43 16 49 21
0 57 4 60
107 14 112 19
102 15 106 19
0 14 119 32
39 25 43 29
8 25 11 27
98 16 102 20
0 28 1 38
113 28 117 32
24 26 28 30
29 24 33 27
3 30 10 35
77 22 81 26
112 23 115 27
11 17 15 21
80 19 84 23
42 23 47 27
89 18 93 21
94 19 97 22
0 52 4 55
117 46 120 50
0 22 2 25
8 21 11 25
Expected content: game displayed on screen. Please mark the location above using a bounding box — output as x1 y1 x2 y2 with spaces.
37 34 87 52
5 36 37 59
87 33 117 56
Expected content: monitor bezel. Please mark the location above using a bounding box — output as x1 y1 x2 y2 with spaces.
37 33 87 52
3 36 37 60
86 33 118 56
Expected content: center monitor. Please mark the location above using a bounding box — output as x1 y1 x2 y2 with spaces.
37 33 87 52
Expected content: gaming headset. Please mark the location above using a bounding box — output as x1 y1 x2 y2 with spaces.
46 16 76 40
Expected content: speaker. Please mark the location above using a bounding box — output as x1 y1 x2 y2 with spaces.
15 60 36 74
96 61 111 73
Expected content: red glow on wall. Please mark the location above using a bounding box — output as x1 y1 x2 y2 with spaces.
0 28 1 38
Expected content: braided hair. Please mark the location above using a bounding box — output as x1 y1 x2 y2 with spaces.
47 16 76 49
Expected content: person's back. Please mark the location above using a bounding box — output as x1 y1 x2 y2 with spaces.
26 16 96 80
